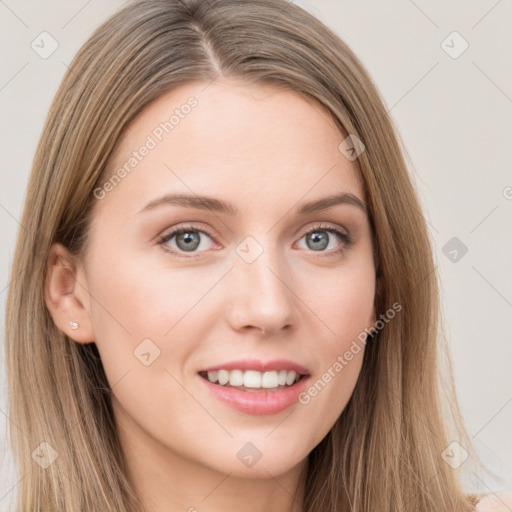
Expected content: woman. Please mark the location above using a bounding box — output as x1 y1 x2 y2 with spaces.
4 0 508 510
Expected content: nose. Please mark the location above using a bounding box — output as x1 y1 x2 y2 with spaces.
226 242 299 337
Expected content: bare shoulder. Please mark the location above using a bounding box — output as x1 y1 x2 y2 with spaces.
475 492 512 511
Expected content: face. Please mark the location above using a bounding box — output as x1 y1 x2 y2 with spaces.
61 79 376 483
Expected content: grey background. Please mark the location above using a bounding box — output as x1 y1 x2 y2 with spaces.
1 0 511 509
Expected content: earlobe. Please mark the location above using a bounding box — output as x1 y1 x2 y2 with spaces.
44 243 95 343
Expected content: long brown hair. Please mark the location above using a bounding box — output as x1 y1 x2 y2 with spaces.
5 0 484 510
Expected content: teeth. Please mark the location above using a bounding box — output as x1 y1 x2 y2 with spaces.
230 369 244 386
204 369 301 389
286 371 297 386
261 371 278 388
218 370 229 386
244 370 261 388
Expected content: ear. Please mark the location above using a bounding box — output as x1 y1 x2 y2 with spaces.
44 243 95 343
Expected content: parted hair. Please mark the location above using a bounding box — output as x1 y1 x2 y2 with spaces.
5 0 483 510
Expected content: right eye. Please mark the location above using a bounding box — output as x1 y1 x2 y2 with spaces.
158 225 217 256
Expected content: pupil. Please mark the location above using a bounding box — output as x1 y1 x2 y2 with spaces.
178 232 200 251
309 231 328 250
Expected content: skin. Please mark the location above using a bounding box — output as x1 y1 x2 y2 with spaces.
45 79 376 512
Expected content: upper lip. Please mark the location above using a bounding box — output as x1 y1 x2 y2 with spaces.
200 359 310 376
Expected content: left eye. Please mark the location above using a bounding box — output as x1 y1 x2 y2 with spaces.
296 226 349 253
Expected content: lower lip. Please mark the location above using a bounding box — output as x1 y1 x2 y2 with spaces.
199 374 310 415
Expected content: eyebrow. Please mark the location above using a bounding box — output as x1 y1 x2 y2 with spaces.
139 192 367 216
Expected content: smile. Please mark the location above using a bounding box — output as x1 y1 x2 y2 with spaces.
199 369 303 391
197 361 311 415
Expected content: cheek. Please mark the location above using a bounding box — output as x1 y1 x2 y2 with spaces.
86 248 211 339
295 257 375 436
321 265 374 377
84 253 205 419
84 246 222 393
306 256 376 341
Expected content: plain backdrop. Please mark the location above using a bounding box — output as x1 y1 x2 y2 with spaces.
1 0 511 509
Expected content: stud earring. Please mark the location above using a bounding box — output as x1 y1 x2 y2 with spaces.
69 321 79 330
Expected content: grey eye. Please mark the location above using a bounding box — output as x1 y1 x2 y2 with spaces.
305 231 330 251
297 228 345 252
175 231 201 252
162 228 215 253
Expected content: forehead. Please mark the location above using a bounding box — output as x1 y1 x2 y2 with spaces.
99 78 364 218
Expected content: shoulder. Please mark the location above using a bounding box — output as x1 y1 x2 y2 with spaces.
474 492 512 511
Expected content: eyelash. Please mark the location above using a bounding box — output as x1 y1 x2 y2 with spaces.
157 223 353 259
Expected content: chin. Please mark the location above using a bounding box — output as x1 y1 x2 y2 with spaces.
200 439 308 479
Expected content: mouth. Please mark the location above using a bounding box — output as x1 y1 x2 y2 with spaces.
198 369 307 392
197 359 311 414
